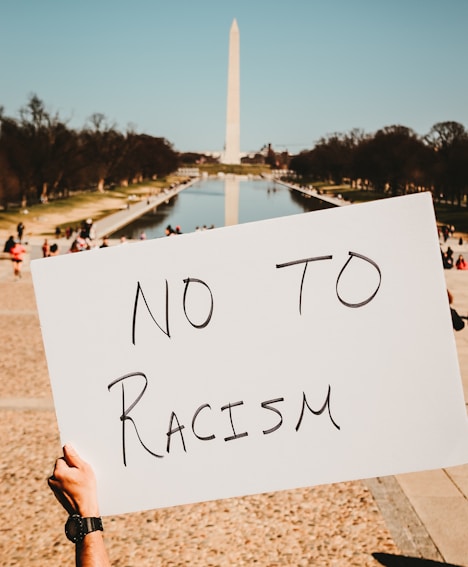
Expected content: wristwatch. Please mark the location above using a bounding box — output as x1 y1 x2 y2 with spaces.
65 514 103 543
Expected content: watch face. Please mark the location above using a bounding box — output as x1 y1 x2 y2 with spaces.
65 515 84 543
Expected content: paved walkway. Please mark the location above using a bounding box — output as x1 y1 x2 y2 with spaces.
12 179 196 260
365 246 468 565
92 180 196 239
274 179 351 207
391 262 468 565
1 194 467 565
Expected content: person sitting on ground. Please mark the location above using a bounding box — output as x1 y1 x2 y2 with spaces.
48 243 59 256
69 240 81 253
49 445 111 567
70 236 88 253
441 250 453 269
3 235 16 253
448 289 465 331
456 254 468 270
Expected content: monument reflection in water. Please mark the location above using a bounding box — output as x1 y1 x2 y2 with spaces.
110 177 334 240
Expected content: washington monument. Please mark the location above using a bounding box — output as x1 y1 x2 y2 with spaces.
222 19 240 164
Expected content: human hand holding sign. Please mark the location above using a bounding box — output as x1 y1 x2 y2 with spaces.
49 444 100 516
49 445 111 567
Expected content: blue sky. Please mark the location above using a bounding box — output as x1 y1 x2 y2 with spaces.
1 0 467 154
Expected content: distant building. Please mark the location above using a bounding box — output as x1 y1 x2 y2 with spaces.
177 167 200 177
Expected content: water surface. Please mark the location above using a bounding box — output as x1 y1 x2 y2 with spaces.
111 177 334 239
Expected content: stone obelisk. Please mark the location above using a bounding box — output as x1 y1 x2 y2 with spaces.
222 19 240 164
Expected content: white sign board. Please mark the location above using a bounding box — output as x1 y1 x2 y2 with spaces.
32 192 468 516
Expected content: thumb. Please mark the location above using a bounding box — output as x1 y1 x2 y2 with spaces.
62 444 83 468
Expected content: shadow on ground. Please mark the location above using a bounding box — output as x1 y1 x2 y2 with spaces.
373 553 463 567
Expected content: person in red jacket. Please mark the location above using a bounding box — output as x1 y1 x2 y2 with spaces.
9 240 26 279
456 254 468 270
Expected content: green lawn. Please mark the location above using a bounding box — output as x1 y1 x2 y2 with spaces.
315 184 468 233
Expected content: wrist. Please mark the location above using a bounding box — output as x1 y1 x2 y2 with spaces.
77 499 100 517
78 506 100 517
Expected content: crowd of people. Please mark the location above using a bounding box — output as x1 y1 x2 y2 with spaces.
8 218 218 263
41 239 59 258
439 223 456 243
437 226 468 330
164 223 215 236
164 224 182 236
441 245 468 271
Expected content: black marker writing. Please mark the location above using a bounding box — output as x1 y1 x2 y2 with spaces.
108 375 341 465
277 251 381 313
192 404 216 441
336 251 382 308
295 385 340 431
221 401 249 441
132 277 214 345
182 277 214 329
107 372 164 466
261 397 284 434
276 256 333 315
132 281 170 345
167 412 186 453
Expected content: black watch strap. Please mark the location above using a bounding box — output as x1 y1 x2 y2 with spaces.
83 516 103 536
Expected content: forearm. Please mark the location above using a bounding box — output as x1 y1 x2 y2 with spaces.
76 532 111 567
49 445 112 566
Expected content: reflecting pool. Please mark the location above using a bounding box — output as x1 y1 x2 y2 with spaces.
111 177 334 239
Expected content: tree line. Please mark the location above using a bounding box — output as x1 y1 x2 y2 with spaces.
0 94 179 209
288 122 468 206
1 95 467 210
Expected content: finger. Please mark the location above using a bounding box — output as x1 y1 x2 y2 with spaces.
62 444 84 468
52 456 70 479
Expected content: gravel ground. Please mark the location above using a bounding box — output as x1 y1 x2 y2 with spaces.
0 254 403 566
